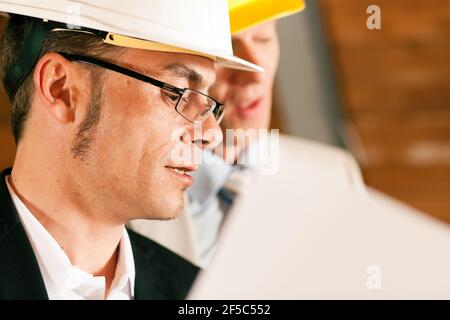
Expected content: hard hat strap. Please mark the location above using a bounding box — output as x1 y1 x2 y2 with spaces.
3 17 107 101
3 17 50 100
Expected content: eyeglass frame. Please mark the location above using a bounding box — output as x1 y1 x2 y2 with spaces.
57 52 225 124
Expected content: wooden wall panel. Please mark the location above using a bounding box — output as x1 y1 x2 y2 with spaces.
0 16 16 168
322 0 450 48
340 47 450 113
319 0 450 223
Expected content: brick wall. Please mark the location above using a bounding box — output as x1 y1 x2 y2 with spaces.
319 0 450 222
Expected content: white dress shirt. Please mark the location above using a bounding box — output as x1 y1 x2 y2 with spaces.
188 139 262 266
5 176 135 300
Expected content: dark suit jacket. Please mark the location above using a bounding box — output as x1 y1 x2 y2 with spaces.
0 168 199 299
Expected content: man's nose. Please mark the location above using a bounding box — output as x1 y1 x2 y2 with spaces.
186 114 223 150
229 44 264 86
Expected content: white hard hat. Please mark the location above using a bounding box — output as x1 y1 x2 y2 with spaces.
0 0 263 96
0 0 263 71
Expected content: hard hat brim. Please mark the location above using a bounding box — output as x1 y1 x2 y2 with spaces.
216 54 264 73
103 32 264 73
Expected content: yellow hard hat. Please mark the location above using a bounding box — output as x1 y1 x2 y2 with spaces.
228 0 305 34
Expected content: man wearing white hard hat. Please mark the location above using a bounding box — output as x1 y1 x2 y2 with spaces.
0 0 261 299
129 0 366 267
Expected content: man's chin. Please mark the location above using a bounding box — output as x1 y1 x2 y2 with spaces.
161 204 185 221
144 200 185 221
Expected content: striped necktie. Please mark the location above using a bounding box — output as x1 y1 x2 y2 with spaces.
217 164 255 215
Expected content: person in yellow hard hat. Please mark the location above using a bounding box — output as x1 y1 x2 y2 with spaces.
216 0 305 149
0 0 262 299
129 0 366 268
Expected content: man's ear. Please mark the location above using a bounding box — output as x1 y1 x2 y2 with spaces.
33 52 83 123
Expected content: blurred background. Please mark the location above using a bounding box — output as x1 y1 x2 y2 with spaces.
1 0 449 223
274 0 450 224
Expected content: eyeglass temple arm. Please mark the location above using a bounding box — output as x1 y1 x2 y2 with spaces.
57 52 184 96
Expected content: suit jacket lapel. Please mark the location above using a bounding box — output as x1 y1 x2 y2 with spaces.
131 235 173 300
0 168 48 299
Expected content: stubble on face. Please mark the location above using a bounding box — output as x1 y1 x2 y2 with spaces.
71 72 104 161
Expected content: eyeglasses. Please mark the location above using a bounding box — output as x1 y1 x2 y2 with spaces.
58 52 225 124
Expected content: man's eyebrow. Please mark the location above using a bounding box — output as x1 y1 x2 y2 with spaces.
163 63 207 89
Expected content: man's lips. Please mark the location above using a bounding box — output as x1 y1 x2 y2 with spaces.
234 98 263 117
165 164 198 187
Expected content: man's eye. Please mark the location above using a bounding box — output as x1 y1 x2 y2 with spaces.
162 91 180 104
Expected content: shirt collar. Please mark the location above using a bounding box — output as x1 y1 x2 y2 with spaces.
111 228 136 296
5 176 135 299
